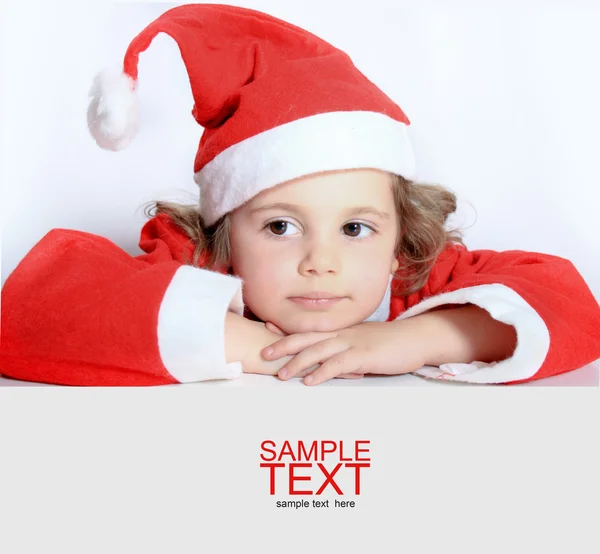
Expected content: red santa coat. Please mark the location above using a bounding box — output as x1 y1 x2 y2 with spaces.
1 213 599 386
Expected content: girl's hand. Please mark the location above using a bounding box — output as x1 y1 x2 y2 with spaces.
264 322 364 380
261 319 430 385
265 321 287 336
234 319 360 379
225 315 293 376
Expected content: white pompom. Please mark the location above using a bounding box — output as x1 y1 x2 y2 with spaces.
87 68 140 151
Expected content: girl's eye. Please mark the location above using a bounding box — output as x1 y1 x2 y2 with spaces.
343 222 374 239
267 220 299 236
265 220 376 239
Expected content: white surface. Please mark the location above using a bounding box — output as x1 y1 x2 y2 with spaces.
1 0 599 299
0 361 597 387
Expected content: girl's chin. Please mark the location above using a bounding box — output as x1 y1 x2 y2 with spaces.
277 315 358 334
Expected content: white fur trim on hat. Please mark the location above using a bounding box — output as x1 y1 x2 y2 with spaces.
194 110 415 226
87 68 140 151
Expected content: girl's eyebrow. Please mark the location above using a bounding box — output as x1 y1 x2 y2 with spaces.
250 202 391 220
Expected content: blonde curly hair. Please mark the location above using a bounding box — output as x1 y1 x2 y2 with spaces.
144 174 464 296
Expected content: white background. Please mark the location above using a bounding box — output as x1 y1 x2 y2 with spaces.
1 0 599 300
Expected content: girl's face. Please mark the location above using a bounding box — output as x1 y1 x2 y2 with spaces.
229 169 399 333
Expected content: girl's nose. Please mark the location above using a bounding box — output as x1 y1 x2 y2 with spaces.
298 240 341 276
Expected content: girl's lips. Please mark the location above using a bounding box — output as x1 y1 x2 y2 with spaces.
288 297 346 309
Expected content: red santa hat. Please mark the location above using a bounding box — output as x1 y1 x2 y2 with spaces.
87 3 415 226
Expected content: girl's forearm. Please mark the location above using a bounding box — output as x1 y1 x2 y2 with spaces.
225 311 251 363
225 312 292 374
414 304 518 366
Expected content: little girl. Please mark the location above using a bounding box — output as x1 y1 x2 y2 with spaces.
1 3 599 386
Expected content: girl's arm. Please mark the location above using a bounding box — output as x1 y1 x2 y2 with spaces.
0 217 246 386
225 312 291 374
393 244 600 384
418 304 518 366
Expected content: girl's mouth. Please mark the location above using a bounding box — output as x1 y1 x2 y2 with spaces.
288 297 346 309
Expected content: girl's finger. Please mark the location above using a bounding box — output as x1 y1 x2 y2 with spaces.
277 339 345 380
296 364 321 378
265 321 287 336
303 351 362 386
295 367 362 379
262 331 337 360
